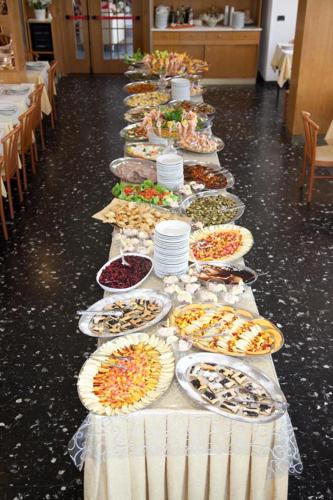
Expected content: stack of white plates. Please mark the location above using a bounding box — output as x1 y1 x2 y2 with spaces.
171 78 190 101
154 220 191 277
156 153 184 189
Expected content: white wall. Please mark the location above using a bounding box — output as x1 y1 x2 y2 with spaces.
259 0 299 81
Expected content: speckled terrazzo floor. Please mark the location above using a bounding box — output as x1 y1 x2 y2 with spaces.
0 75 332 500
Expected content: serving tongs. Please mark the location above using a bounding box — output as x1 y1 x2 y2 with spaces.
232 396 289 410
77 309 123 318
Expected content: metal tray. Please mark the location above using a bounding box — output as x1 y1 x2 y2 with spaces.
109 157 156 181
179 189 245 225
177 135 225 154
183 160 235 189
123 80 159 94
189 262 258 286
168 100 216 115
79 288 172 338
124 106 157 123
123 91 170 108
176 353 287 423
120 123 147 142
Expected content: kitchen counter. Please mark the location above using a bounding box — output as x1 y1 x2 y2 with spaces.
152 26 262 32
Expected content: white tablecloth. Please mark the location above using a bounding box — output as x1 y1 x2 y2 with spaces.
271 43 293 88
68 142 302 498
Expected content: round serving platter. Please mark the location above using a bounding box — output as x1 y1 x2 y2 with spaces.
79 288 172 338
189 224 254 263
180 189 245 226
78 332 175 416
120 123 148 142
176 353 287 423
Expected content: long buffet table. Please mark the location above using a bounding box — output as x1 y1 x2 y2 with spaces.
69 101 302 500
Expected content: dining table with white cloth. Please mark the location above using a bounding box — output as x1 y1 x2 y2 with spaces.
0 62 52 115
69 111 302 498
0 84 35 197
271 43 294 88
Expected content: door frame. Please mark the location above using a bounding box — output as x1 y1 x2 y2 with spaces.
56 0 150 74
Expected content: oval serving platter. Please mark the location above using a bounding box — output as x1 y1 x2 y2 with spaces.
189 224 254 263
170 303 284 357
176 352 287 423
79 288 172 338
183 161 235 190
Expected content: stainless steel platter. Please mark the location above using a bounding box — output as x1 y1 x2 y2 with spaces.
120 123 147 142
189 261 258 286
177 135 225 154
78 288 172 338
123 91 170 108
109 157 156 183
168 100 216 115
179 189 245 226
183 160 235 189
124 106 157 123
176 353 288 423
123 80 159 94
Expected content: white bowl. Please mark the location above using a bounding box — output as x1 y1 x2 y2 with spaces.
96 253 153 293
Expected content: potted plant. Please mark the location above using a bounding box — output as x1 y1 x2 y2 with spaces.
28 0 52 20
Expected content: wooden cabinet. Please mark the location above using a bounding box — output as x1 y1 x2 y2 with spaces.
152 30 261 80
205 45 259 78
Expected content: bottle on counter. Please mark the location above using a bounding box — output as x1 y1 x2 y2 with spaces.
188 6 194 25
229 6 235 26
224 5 229 26
184 6 189 24
175 7 181 24
179 5 185 24
168 5 176 25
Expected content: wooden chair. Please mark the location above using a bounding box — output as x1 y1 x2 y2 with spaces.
0 125 23 219
301 111 333 203
0 191 8 240
47 60 58 129
18 104 37 190
29 83 45 156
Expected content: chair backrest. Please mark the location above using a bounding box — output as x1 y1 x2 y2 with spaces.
47 60 58 99
18 104 36 153
301 111 319 164
1 125 21 180
28 83 44 128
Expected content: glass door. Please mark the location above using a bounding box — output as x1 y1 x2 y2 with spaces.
64 0 91 73
88 0 143 73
